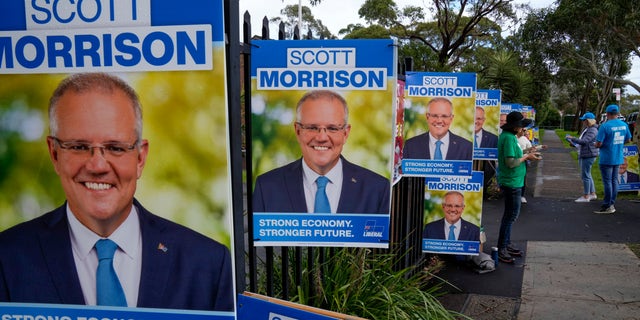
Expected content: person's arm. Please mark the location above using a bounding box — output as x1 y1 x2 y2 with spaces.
505 152 538 168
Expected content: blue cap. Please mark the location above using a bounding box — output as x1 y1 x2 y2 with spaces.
605 104 619 114
579 112 595 120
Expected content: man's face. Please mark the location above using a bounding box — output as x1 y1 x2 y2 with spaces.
47 88 148 236
475 107 486 133
619 160 628 174
499 114 507 127
295 97 350 175
426 100 453 139
442 193 465 225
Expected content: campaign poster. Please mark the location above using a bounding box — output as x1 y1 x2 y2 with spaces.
421 171 483 255
0 0 235 318
619 145 640 191
402 72 476 177
250 39 396 248
473 89 501 160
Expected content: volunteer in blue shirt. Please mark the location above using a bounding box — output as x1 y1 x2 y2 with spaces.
593 104 632 214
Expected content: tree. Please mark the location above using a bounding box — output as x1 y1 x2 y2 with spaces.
354 0 516 71
269 4 334 39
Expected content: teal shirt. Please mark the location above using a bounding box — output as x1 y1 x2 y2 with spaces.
497 131 526 188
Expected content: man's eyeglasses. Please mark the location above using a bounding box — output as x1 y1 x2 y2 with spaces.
50 136 139 158
428 114 453 120
442 204 464 209
296 123 348 134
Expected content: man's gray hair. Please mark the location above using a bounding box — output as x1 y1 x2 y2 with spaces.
49 72 142 140
295 90 349 124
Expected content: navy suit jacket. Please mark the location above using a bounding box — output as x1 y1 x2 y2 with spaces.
403 131 473 160
623 171 640 183
253 157 390 214
478 129 498 148
422 218 480 241
0 200 234 311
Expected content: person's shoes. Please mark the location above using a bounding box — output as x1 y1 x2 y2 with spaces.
589 194 597 200
594 205 615 214
521 196 527 204
506 245 523 257
498 248 515 263
575 196 590 203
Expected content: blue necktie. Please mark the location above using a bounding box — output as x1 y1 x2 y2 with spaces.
474 135 479 148
620 175 625 184
448 225 456 240
314 176 331 213
95 239 127 306
434 140 443 160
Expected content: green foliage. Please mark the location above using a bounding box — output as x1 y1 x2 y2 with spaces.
257 248 462 319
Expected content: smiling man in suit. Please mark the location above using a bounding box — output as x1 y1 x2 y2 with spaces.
403 97 473 160
422 191 480 241
474 106 498 148
253 90 390 214
0 73 234 311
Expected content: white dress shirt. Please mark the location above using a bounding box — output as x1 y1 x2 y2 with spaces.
429 132 450 159
302 158 343 213
444 220 461 240
67 205 142 306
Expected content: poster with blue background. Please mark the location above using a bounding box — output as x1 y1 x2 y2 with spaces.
473 89 501 160
421 171 483 255
250 39 396 248
402 72 476 177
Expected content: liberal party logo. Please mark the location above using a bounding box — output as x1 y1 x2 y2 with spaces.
363 220 384 237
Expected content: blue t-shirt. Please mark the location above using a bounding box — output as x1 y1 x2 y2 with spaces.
596 119 631 165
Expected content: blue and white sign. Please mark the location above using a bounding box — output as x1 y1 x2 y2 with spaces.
402 72 477 177
620 145 640 191
237 295 338 320
473 89 501 160
251 39 395 90
0 303 234 320
253 213 390 248
421 171 483 255
405 72 476 98
0 0 224 73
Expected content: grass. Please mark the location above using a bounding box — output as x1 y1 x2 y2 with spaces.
554 129 639 200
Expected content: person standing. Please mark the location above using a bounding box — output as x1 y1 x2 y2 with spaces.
496 111 540 263
566 112 599 202
516 127 532 204
594 105 632 214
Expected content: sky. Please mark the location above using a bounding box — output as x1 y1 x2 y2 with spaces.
238 0 640 96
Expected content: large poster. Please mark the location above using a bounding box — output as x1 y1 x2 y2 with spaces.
401 72 476 177
250 39 396 248
0 1 235 319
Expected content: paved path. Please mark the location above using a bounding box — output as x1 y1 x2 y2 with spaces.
517 131 640 319
440 130 640 320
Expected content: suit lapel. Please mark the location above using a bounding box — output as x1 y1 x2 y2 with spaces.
39 207 85 304
135 203 171 307
337 158 359 213
287 159 309 212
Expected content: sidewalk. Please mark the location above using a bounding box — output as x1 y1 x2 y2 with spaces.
437 130 640 319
